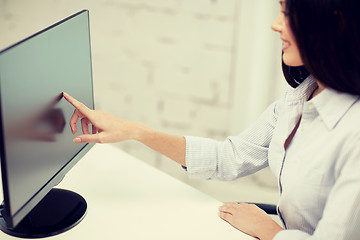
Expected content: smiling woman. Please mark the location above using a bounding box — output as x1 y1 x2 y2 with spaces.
42 0 360 239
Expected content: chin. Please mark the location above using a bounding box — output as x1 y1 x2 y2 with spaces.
283 57 303 67
282 52 304 67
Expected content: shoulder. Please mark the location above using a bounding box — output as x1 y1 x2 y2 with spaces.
334 96 360 133
331 96 360 170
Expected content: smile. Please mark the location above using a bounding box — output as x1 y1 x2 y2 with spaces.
282 40 290 50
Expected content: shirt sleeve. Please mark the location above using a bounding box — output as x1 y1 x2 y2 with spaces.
184 98 282 181
273 136 360 240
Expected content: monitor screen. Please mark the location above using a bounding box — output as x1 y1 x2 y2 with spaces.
0 10 94 236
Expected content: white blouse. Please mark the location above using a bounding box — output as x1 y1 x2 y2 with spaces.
185 75 360 239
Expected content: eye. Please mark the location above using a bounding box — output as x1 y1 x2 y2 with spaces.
282 11 289 17
279 0 289 16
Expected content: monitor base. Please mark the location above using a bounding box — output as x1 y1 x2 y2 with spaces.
0 188 87 238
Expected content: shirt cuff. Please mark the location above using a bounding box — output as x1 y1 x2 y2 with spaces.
184 136 218 179
273 229 310 240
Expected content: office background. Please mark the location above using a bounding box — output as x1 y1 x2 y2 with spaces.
0 0 285 204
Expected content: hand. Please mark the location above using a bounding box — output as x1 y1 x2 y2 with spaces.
218 202 283 240
63 92 140 143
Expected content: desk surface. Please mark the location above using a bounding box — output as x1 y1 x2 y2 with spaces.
0 144 255 240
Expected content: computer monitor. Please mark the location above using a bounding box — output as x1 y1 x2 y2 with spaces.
0 10 94 238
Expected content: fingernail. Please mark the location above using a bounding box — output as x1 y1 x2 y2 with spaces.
74 137 81 143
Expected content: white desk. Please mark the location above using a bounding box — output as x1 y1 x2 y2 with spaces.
0 144 255 240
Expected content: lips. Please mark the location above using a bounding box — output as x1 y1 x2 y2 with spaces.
281 38 290 50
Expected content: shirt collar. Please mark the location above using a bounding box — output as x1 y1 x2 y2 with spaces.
285 75 318 103
309 87 360 130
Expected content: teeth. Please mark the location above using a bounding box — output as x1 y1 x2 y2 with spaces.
282 41 290 47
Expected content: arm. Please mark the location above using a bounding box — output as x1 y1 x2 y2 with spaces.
63 91 283 180
63 90 283 179
185 98 282 180
135 125 186 166
63 92 186 166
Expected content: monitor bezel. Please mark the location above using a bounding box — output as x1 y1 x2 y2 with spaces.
0 9 95 229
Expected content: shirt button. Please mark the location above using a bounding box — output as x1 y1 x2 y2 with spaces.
307 103 314 109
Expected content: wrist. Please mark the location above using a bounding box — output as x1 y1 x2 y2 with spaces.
256 221 283 240
131 122 152 142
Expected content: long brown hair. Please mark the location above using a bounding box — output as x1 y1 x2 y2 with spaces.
283 0 360 94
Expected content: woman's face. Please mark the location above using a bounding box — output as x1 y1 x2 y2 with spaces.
271 1 303 66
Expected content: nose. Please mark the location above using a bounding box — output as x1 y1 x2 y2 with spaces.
271 13 283 32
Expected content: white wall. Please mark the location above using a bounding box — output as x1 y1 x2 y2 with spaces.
0 0 286 203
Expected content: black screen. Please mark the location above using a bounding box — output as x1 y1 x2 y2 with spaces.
0 10 94 228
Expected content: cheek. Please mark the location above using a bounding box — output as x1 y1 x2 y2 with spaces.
284 25 303 66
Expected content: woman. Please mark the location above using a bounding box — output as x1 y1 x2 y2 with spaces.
63 0 360 239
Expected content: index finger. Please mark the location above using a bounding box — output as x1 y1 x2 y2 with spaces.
63 92 92 116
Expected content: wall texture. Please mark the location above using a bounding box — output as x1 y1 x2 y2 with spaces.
0 0 286 203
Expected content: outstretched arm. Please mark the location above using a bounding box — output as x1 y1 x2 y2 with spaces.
63 92 186 166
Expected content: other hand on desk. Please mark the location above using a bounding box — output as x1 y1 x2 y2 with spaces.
218 202 283 240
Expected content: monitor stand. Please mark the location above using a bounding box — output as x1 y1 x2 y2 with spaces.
0 188 87 238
